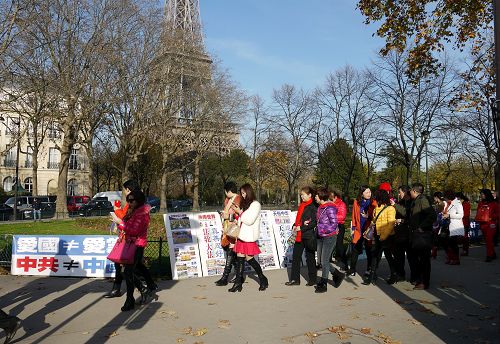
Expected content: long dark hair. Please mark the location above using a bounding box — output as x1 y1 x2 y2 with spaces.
480 189 495 202
239 183 256 211
356 185 370 203
124 189 146 221
374 189 390 206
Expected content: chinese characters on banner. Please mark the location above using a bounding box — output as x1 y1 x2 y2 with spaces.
11 235 118 277
196 212 225 277
164 213 203 279
255 211 281 270
271 210 295 268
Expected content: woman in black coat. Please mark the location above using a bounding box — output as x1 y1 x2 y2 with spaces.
285 186 318 286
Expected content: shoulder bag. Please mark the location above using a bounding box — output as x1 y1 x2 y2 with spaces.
107 233 137 265
363 205 389 241
411 228 433 251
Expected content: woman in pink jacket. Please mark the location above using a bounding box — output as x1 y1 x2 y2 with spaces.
111 189 154 311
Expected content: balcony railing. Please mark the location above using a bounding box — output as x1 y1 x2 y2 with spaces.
3 159 16 167
47 161 59 169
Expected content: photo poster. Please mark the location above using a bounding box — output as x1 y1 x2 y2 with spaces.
11 235 117 277
271 210 295 268
195 212 226 277
255 210 281 271
164 213 203 280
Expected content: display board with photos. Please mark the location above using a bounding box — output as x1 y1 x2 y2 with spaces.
195 212 226 277
271 210 295 268
254 211 281 270
164 213 203 280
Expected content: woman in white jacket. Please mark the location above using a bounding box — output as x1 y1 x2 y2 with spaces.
442 193 464 265
228 183 269 292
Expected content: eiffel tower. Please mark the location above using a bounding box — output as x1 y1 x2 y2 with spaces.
163 0 238 155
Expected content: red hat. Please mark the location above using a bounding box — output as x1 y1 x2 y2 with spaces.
378 182 392 192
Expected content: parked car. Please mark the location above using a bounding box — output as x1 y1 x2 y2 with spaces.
92 191 122 203
67 195 90 213
146 196 160 213
22 201 56 220
167 199 193 212
0 203 14 221
79 199 113 217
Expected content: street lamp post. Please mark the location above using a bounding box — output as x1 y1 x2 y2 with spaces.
421 130 430 195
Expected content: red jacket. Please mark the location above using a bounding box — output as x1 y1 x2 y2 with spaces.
352 198 377 244
333 198 347 224
118 204 150 247
462 201 471 228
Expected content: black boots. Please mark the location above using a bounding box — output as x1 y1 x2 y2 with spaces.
362 270 377 285
121 297 135 312
104 282 122 298
228 256 245 292
215 251 236 286
247 257 268 291
314 278 328 293
331 269 345 288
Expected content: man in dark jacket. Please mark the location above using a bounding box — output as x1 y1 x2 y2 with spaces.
409 183 437 290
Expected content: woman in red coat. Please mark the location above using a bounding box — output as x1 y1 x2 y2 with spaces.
475 189 498 262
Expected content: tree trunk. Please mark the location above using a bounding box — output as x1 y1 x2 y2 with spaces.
192 153 200 211
55 133 74 217
85 142 94 196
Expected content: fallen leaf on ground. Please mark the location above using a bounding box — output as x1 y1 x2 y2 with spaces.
176 339 185 343
82 331 90 335
106 331 119 338
272 296 288 299
343 296 364 301
360 327 371 334
408 319 422 326
351 314 360 319
208 302 217 305
193 328 208 337
328 325 347 333
304 331 318 339
337 332 350 340
196 284 206 287
181 327 192 335
193 296 207 300
193 342 204 344
370 313 385 317
218 320 231 329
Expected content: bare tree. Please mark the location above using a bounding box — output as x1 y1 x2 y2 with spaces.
368 51 457 185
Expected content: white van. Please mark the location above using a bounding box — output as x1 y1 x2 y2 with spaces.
93 191 122 203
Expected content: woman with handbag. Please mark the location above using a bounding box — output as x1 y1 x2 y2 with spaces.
110 189 154 311
285 186 318 286
228 183 269 292
314 187 344 293
475 189 498 262
348 185 377 277
214 182 241 286
362 190 397 285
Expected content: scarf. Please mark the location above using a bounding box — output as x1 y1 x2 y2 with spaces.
294 198 313 242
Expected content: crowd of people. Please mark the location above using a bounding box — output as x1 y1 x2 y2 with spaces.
217 181 498 293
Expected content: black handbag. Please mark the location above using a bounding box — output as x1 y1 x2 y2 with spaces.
411 228 433 251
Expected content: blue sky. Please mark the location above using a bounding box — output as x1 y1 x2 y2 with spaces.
200 0 386 100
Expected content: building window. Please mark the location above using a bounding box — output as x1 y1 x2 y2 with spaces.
24 177 32 193
69 148 79 170
25 146 33 168
4 147 16 167
67 178 77 196
48 148 59 169
4 117 19 136
3 176 13 192
48 122 61 139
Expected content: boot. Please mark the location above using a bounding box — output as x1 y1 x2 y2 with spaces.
385 273 398 285
121 297 135 312
314 278 327 293
362 270 377 285
331 269 345 288
215 251 235 286
247 257 269 291
104 282 122 298
228 256 245 292
229 258 246 283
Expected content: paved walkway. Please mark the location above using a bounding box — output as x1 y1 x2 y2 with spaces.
0 246 499 344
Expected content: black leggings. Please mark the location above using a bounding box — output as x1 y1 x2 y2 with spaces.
124 247 154 300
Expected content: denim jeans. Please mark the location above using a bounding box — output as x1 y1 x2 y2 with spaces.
33 210 41 221
317 234 337 279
